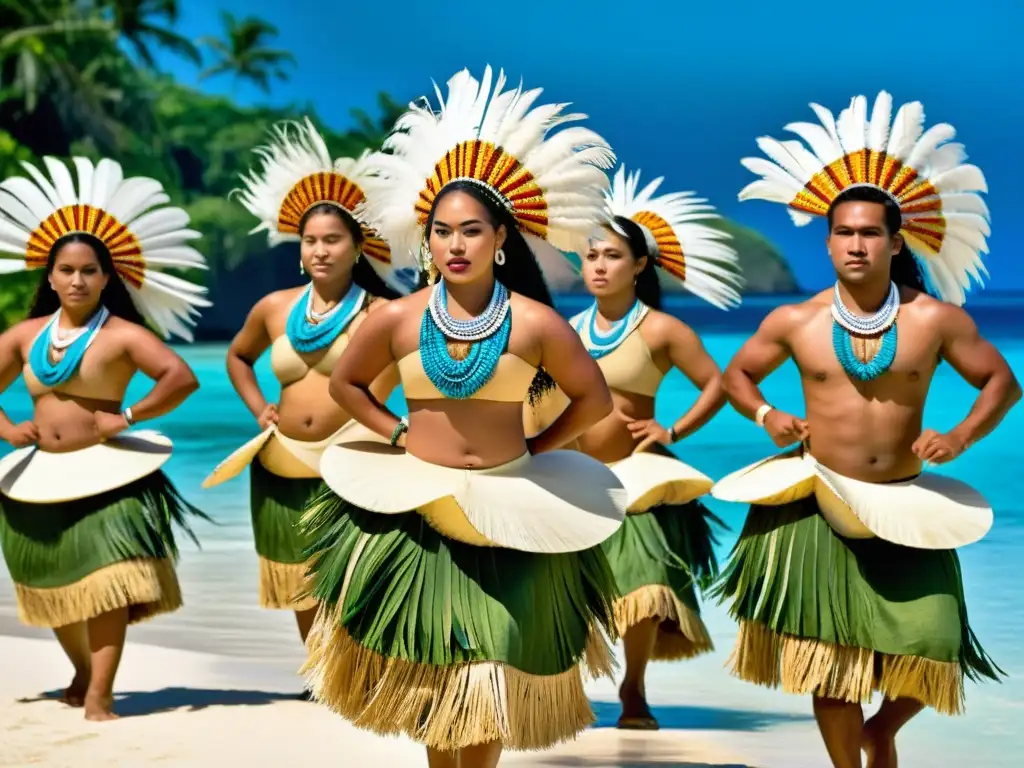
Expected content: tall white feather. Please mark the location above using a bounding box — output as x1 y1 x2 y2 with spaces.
605 165 743 310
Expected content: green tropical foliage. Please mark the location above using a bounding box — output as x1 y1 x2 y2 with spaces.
0 0 406 335
0 1 795 336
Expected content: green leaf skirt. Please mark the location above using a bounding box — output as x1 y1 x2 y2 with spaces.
712 497 1003 715
601 499 725 660
250 458 323 611
0 469 208 628
297 485 620 752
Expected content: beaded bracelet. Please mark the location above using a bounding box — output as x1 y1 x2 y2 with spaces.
390 418 409 447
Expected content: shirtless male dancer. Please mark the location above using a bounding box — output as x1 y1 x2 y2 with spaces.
712 92 1021 768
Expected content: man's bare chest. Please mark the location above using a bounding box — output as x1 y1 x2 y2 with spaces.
790 317 939 385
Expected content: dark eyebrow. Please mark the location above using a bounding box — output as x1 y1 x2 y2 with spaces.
433 219 484 228
834 224 884 232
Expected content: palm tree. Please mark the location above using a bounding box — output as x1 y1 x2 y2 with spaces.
198 12 295 94
0 0 133 151
1 0 112 111
101 0 201 68
346 92 406 150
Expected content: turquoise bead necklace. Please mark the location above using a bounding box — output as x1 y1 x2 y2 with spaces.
29 306 110 387
831 281 899 381
419 278 511 399
285 281 366 353
572 299 648 359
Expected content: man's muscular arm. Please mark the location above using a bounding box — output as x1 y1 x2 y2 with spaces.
914 304 1021 463
723 304 810 447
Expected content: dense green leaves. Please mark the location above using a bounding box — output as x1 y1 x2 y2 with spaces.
0 0 403 334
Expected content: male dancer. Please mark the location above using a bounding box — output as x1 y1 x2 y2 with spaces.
713 92 1020 768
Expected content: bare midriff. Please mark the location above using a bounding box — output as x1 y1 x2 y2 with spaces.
277 372 354 441
30 392 123 453
576 389 655 463
406 399 528 469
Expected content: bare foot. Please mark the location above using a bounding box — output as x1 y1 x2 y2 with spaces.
617 683 658 730
61 671 89 708
862 719 897 768
84 693 119 722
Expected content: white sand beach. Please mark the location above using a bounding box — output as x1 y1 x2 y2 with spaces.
5 534 1020 768
5 533 1009 767
0 634 763 768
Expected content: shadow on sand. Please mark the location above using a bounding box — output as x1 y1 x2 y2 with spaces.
591 700 813 732
528 761 754 768
20 686 304 716
512 702 814 767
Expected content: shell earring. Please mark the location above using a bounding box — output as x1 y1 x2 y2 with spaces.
494 248 506 266
299 260 305 275
428 262 440 284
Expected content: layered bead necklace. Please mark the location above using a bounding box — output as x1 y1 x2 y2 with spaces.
572 299 648 359
831 281 899 381
419 278 511 399
285 281 366 353
29 306 110 387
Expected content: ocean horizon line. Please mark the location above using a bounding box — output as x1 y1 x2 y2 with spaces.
180 289 1024 344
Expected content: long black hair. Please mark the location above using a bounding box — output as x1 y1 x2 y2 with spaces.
826 186 928 294
298 202 402 300
606 216 663 310
28 232 149 326
422 180 556 402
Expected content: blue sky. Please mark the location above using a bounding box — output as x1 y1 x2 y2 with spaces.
162 0 1024 292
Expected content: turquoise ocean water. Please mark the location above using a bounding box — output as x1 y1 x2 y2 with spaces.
0 294 1021 766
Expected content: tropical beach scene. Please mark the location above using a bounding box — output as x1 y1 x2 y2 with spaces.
1 2 1021 767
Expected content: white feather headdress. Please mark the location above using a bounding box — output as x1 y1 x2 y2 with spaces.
738 91 989 305
233 117 410 294
605 165 743 310
0 157 210 340
357 66 615 286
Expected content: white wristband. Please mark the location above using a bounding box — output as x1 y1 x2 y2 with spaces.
755 403 774 427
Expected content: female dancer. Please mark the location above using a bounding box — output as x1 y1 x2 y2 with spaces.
0 157 211 720
204 118 408 656
300 67 628 768
570 165 744 729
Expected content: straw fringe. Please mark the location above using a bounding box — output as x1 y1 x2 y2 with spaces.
258 556 317 611
302 611 614 752
13 557 181 628
727 619 966 715
614 583 714 660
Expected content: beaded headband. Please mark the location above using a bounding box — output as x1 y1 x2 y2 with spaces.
841 182 902 209
446 176 515 214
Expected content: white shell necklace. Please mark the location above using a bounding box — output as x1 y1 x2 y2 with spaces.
831 281 899 335
49 306 110 349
